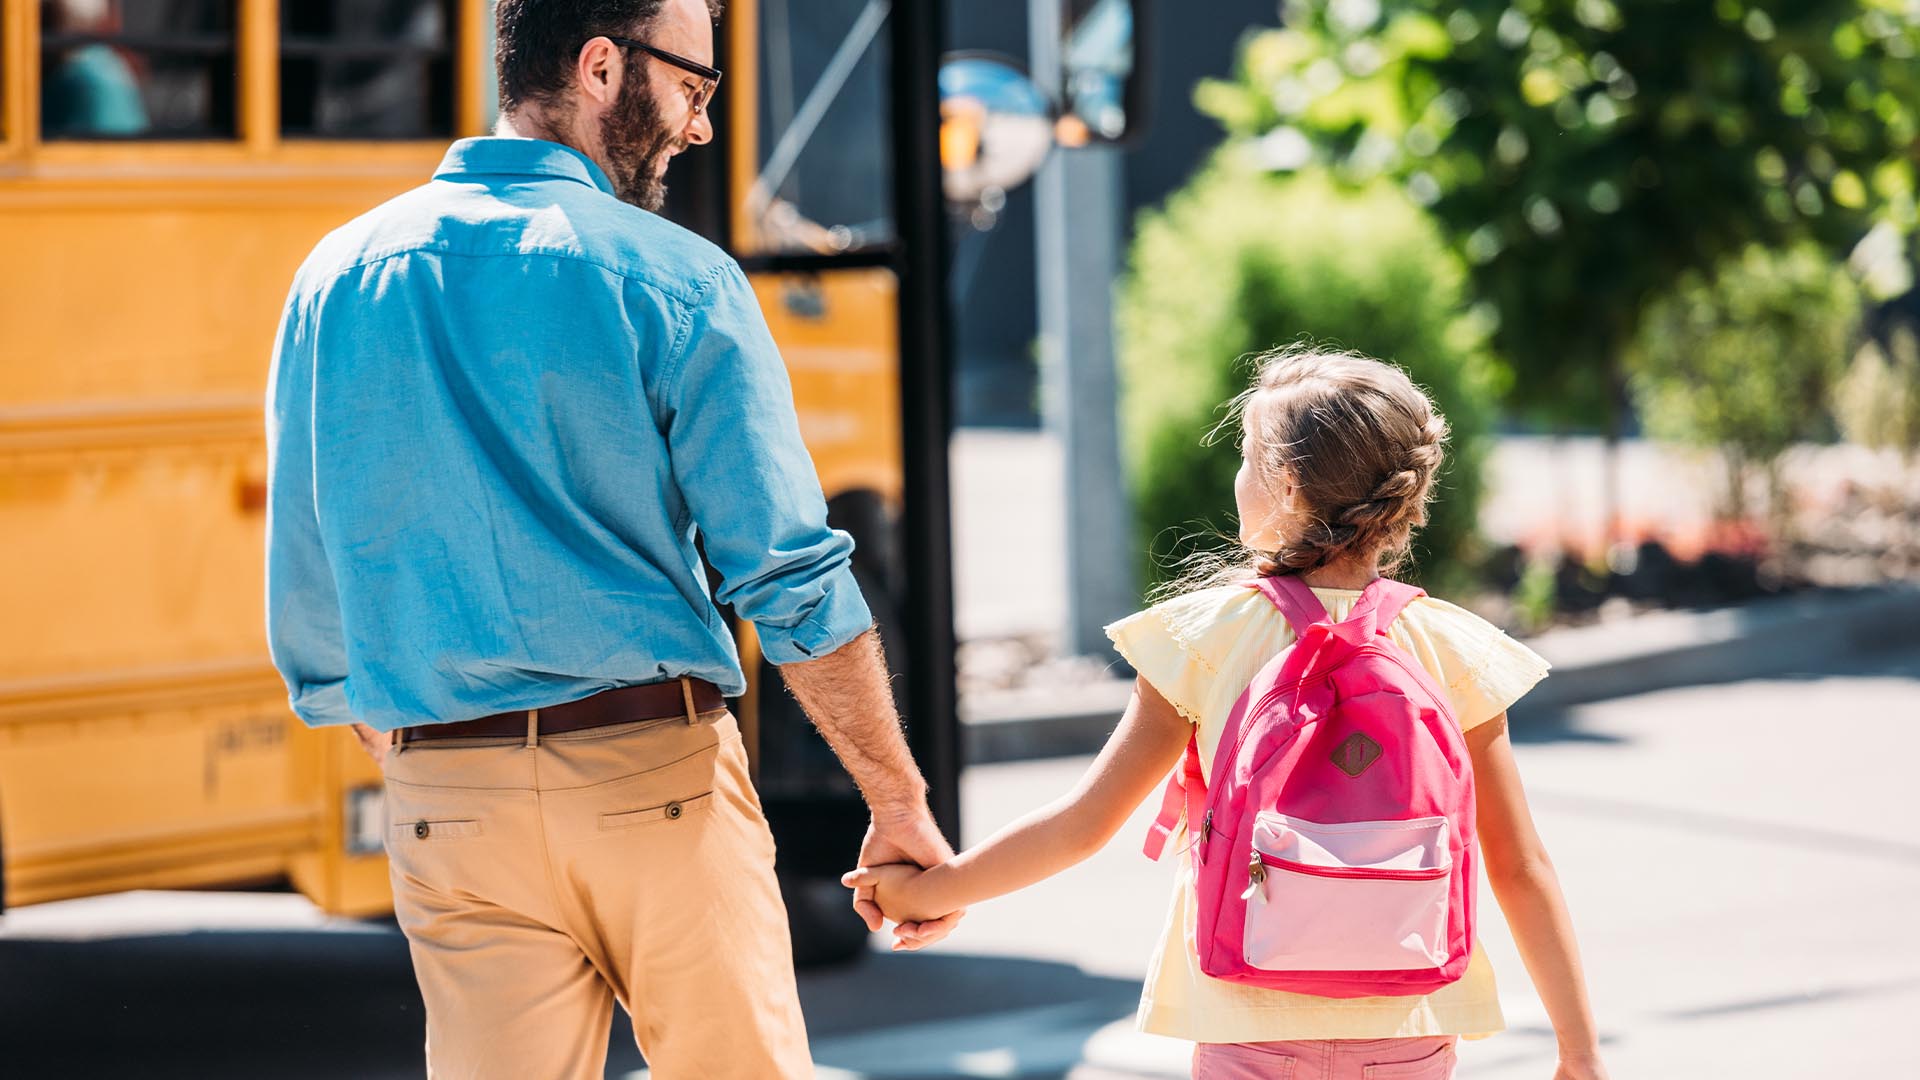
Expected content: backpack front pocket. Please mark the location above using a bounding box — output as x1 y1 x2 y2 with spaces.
1242 813 1451 972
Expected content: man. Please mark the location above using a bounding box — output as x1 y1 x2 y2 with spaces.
265 2 955 1076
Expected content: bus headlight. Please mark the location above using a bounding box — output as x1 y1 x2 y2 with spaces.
343 784 387 856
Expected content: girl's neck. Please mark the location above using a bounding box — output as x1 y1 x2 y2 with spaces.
1297 558 1383 591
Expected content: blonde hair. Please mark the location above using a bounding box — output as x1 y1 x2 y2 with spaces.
1160 344 1449 597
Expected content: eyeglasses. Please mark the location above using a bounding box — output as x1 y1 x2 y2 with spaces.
604 36 722 115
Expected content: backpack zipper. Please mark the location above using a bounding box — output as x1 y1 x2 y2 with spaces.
1248 849 1449 884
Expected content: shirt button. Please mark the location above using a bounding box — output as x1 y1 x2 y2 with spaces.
415 821 430 839
666 802 683 820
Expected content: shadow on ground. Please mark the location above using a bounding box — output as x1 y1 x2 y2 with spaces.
0 922 1138 1080
797 950 1142 1080
1508 642 1920 746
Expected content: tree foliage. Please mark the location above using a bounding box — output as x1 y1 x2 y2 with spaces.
1199 0 1920 428
1630 244 1860 517
1836 322 1920 462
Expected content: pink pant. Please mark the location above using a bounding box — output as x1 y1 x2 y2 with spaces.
1192 1036 1457 1080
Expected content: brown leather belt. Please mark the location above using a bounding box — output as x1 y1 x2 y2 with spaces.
402 678 725 743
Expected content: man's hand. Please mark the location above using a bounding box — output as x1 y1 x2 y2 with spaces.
777 632 963 949
349 722 390 765
854 811 965 950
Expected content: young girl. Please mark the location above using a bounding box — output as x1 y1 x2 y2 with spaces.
846 348 1609 1080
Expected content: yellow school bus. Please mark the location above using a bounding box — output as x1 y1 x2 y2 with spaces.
0 0 1138 961
0 0 954 962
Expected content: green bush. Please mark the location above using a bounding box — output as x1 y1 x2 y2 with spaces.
1117 162 1505 596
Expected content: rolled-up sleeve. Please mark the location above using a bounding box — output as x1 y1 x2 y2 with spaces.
658 262 873 664
264 289 356 727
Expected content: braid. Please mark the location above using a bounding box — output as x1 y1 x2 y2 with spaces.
1259 515 1361 575
1257 381 1450 577
1225 344 1452 583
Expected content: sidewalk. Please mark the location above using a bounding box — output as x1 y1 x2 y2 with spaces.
794 643 1920 1080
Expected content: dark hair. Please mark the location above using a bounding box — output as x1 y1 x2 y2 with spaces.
495 0 722 113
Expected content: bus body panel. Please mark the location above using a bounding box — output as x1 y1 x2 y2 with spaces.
0 0 920 921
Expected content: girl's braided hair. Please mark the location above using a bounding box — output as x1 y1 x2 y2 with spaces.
1234 344 1449 577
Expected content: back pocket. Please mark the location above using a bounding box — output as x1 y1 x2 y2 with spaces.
391 817 482 841
1243 813 1451 972
1362 1042 1455 1079
599 791 713 830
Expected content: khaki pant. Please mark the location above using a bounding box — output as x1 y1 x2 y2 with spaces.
380 710 813 1079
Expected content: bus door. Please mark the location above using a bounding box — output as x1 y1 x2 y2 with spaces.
654 0 960 964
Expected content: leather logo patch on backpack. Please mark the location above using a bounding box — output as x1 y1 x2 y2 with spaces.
1331 732 1382 778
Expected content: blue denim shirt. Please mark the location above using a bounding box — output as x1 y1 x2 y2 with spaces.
265 137 872 731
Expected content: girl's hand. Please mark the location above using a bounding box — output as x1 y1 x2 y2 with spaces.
1552 1048 1609 1080
841 863 950 927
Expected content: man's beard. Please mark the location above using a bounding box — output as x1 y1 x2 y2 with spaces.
600 71 680 211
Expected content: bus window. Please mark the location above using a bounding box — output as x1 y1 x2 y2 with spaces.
280 0 457 139
744 0 894 255
39 0 237 139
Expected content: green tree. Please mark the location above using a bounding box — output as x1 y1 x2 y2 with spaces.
1836 322 1920 464
1834 320 1920 567
1199 1 1918 435
1630 244 1860 522
1118 164 1502 594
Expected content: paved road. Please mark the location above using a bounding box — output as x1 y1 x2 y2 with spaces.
3 647 1914 1078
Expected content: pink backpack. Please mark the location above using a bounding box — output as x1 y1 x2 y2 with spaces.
1143 576 1476 998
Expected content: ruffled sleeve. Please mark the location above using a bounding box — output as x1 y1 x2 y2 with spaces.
1400 596 1552 731
1104 585 1271 728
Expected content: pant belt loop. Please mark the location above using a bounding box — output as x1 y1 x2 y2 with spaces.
526 708 540 749
392 726 405 755
680 677 698 725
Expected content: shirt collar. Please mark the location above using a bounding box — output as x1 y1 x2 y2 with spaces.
433 137 616 196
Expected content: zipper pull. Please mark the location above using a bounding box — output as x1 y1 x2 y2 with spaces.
1241 852 1267 900
1197 810 1213 865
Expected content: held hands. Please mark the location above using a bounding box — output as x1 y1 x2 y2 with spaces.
849 809 965 951
840 863 946 926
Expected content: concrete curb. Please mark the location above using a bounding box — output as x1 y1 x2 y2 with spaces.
958 585 1920 764
1515 584 1920 713
960 680 1135 765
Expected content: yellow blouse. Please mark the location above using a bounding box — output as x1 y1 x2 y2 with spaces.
1105 583 1552 1044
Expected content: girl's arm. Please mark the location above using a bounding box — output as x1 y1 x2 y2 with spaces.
847 675 1193 923
1469 712 1610 1080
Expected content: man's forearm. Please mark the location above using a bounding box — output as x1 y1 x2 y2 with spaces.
776 629 928 817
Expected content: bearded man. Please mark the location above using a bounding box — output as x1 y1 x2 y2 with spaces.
263 2 958 1076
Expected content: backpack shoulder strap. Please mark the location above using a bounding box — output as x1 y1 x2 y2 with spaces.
1248 575 1329 636
1351 578 1427 635
1143 730 1206 861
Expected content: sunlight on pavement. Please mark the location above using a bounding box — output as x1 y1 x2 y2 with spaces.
0 890 389 942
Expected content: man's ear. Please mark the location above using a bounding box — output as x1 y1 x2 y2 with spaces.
574 37 623 107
